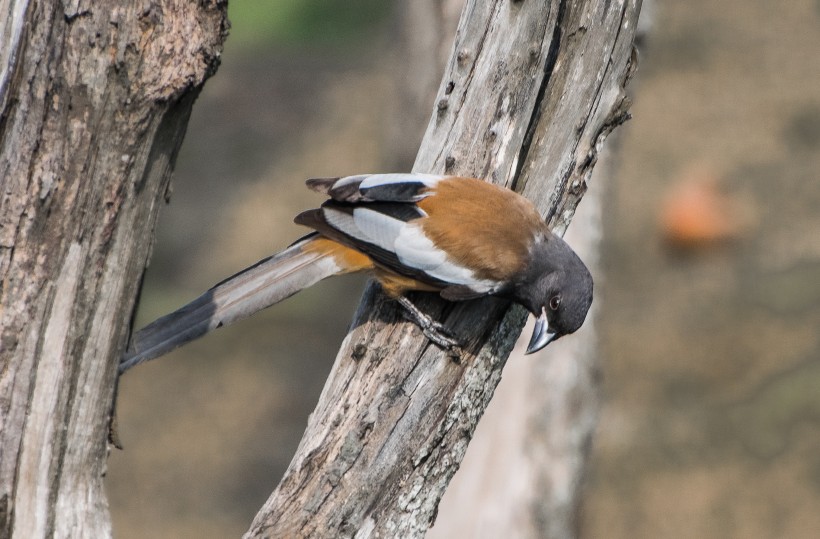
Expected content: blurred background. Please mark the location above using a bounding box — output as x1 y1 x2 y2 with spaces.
107 0 820 537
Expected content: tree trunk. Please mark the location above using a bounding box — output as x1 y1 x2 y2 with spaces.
393 5 604 534
246 0 640 537
429 153 606 539
430 6 652 537
0 1 227 537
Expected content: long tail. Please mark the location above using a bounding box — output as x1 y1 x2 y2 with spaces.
120 234 372 373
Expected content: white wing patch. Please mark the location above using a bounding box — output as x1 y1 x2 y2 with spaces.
394 224 446 270
322 204 498 294
395 224 498 292
352 208 404 251
322 206 406 253
358 173 443 189
322 207 363 241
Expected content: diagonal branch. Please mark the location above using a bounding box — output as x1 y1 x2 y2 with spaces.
246 0 641 537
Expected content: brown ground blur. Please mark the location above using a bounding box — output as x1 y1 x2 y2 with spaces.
586 2 820 537
107 1 820 537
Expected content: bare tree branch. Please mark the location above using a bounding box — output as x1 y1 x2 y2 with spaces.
431 5 651 537
246 0 641 537
0 1 227 536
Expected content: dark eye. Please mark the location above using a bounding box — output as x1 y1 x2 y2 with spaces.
549 295 561 311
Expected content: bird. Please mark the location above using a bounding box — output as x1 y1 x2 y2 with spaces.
120 173 593 373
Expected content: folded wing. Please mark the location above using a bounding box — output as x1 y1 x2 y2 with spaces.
297 174 503 296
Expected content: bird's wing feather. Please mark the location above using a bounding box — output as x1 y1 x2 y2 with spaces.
295 194 499 294
296 204 449 287
307 173 446 203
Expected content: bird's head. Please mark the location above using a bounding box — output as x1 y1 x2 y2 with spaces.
512 234 593 354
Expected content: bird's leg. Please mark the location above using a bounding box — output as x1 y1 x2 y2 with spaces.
395 295 462 354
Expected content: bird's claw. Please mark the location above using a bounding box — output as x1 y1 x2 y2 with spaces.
420 322 461 350
395 296 463 358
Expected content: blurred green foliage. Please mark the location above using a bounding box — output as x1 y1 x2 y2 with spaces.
227 0 392 50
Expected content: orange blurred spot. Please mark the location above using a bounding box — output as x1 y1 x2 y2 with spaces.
660 165 744 248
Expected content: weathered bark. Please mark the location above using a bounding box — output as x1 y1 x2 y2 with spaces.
431 6 652 537
389 0 463 168
246 1 640 537
0 1 227 537
429 153 605 539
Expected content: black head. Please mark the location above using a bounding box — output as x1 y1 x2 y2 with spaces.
511 234 593 353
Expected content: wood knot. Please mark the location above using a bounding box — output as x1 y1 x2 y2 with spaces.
528 45 540 64
446 346 464 363
351 343 367 362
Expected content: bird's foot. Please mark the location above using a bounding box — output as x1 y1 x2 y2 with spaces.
395 296 463 358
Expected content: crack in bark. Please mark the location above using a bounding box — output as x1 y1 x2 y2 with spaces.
512 0 566 194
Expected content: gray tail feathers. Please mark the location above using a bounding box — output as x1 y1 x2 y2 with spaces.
120 234 344 373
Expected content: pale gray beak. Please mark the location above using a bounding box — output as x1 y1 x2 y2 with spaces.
525 308 557 354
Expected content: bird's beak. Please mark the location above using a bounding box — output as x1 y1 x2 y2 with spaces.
525 308 557 354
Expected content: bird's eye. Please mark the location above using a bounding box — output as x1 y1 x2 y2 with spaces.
549 295 561 311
